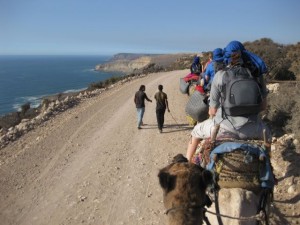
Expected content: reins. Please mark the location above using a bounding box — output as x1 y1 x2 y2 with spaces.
165 203 206 215
165 203 266 222
165 202 212 225
204 208 266 222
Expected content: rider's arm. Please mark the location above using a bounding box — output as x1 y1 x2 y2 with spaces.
209 107 217 117
209 70 223 110
257 75 268 111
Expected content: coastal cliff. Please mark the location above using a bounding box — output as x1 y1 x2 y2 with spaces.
95 53 196 74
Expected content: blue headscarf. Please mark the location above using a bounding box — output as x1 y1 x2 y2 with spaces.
212 48 224 62
223 40 245 60
223 40 245 65
223 40 267 75
193 56 200 64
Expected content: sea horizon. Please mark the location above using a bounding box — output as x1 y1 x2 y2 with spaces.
0 55 122 116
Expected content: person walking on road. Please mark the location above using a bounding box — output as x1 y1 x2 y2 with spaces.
134 85 152 129
154 85 170 133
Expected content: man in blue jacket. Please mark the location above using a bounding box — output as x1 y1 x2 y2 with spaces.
203 48 225 91
134 85 152 129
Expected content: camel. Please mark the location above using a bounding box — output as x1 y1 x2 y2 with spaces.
206 188 266 225
203 147 273 225
158 154 213 225
158 153 273 225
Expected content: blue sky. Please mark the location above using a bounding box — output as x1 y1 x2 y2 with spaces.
1 0 299 55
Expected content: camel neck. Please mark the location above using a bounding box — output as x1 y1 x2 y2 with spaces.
167 208 203 225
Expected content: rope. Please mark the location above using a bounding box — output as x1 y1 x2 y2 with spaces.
205 209 265 222
214 190 224 225
164 203 266 223
169 111 180 129
165 203 205 215
164 202 212 225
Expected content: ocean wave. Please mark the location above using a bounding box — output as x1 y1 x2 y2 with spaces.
13 95 46 111
64 88 86 93
82 68 97 72
12 88 87 111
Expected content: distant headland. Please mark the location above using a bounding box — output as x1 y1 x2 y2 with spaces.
94 53 196 74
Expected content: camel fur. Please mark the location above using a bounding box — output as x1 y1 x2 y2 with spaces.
159 154 268 225
207 188 261 225
158 154 212 225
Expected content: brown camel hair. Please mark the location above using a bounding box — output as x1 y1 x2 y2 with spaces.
158 154 212 225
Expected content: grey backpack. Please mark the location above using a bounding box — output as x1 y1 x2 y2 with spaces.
222 66 262 116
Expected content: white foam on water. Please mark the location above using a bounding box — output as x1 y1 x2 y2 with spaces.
64 88 86 93
13 95 47 111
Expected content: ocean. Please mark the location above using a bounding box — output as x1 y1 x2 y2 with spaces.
0 55 121 116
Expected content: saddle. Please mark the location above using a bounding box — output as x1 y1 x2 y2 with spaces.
192 126 274 191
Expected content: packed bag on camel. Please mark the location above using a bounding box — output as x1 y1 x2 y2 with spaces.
205 141 275 189
222 66 263 116
179 78 189 94
185 90 209 122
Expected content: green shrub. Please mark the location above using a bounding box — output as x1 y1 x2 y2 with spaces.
21 102 30 115
266 83 300 140
88 81 104 90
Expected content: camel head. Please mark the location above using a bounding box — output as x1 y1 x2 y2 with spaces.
158 154 213 225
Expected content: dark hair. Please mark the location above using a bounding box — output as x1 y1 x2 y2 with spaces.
139 85 145 91
230 51 242 66
158 85 163 91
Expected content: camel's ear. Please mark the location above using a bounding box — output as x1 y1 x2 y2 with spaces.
172 154 188 163
158 170 176 192
201 170 213 186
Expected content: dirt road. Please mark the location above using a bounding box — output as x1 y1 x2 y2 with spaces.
1 69 299 225
0 70 192 225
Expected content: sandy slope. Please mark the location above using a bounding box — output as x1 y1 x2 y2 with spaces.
0 70 299 225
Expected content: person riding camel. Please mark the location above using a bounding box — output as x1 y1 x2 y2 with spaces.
184 56 202 83
186 40 270 162
202 48 225 92
201 52 212 74
190 56 202 75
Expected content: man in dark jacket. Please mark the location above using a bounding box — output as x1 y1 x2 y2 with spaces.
154 85 170 133
134 85 152 129
190 56 202 75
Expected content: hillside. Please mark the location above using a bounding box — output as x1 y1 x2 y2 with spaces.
94 39 300 81
95 53 195 74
